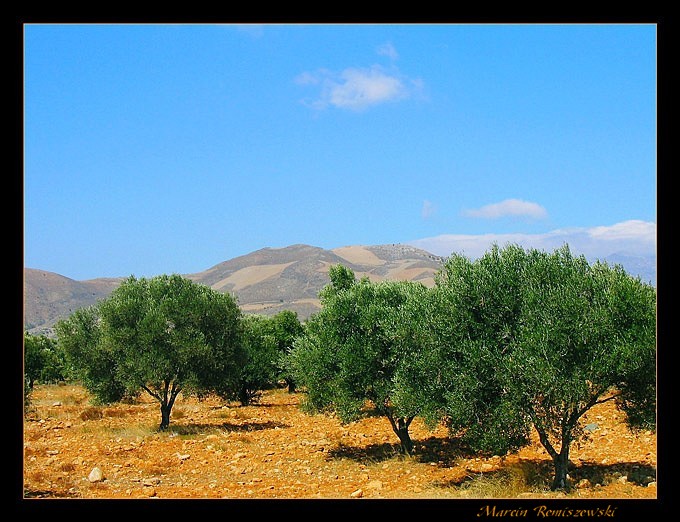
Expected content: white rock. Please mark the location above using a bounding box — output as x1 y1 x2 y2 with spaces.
350 488 363 498
88 467 104 483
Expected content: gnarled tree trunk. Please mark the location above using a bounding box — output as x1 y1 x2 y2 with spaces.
387 413 415 455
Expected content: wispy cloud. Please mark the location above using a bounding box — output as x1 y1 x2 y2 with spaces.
296 44 422 112
462 198 548 220
407 220 657 261
376 42 399 61
421 200 437 219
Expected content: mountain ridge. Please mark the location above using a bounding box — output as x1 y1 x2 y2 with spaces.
24 243 445 335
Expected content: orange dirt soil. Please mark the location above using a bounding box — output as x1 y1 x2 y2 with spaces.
23 384 656 500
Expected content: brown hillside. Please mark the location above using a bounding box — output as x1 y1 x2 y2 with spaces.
23 269 122 335
24 244 444 333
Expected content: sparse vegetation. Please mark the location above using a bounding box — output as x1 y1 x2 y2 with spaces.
33 244 655 498
22 383 656 499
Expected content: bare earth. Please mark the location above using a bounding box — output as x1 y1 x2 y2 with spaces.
23 384 656 502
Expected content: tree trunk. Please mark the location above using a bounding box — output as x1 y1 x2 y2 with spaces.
285 378 296 393
551 444 571 491
238 387 251 406
396 424 414 455
159 403 172 431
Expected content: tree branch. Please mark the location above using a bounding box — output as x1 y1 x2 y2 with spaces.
593 393 620 406
141 384 161 402
529 406 558 460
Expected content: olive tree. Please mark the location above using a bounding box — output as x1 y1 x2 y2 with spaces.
289 265 431 454
24 332 68 388
269 310 304 392
56 274 242 430
504 246 656 490
434 244 657 490
227 314 280 406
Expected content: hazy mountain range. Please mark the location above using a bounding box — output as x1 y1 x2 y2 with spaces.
23 243 656 336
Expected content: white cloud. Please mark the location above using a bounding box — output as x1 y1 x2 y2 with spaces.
462 198 548 220
297 56 422 112
407 220 657 261
377 42 399 61
330 66 407 110
421 200 436 219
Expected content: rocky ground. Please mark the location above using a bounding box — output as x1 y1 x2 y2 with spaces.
23 384 656 502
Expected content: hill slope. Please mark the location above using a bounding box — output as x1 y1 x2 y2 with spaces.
23 269 123 334
24 244 444 335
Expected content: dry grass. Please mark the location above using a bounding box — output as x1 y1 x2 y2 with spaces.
80 406 103 421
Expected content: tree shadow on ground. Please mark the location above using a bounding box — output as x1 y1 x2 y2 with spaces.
569 461 656 487
167 420 290 436
23 489 79 499
326 435 477 465
432 459 656 493
434 459 555 491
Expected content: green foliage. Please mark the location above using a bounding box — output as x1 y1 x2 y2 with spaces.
290 266 431 453
431 245 533 454
56 305 134 404
56 274 242 428
269 310 304 391
225 314 280 406
24 332 69 387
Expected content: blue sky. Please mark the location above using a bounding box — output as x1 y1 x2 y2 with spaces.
24 23 657 281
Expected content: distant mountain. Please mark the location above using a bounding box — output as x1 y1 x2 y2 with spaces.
600 252 657 287
23 269 123 335
23 244 444 336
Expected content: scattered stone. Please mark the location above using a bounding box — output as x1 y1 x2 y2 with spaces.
576 478 592 489
143 478 161 486
88 467 104 483
52 401 62 407
350 488 363 498
584 423 599 432
46 450 59 455
367 480 383 490
233 452 247 459
144 487 157 497
617 475 628 484
480 463 494 472
647 481 657 488
176 453 191 460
